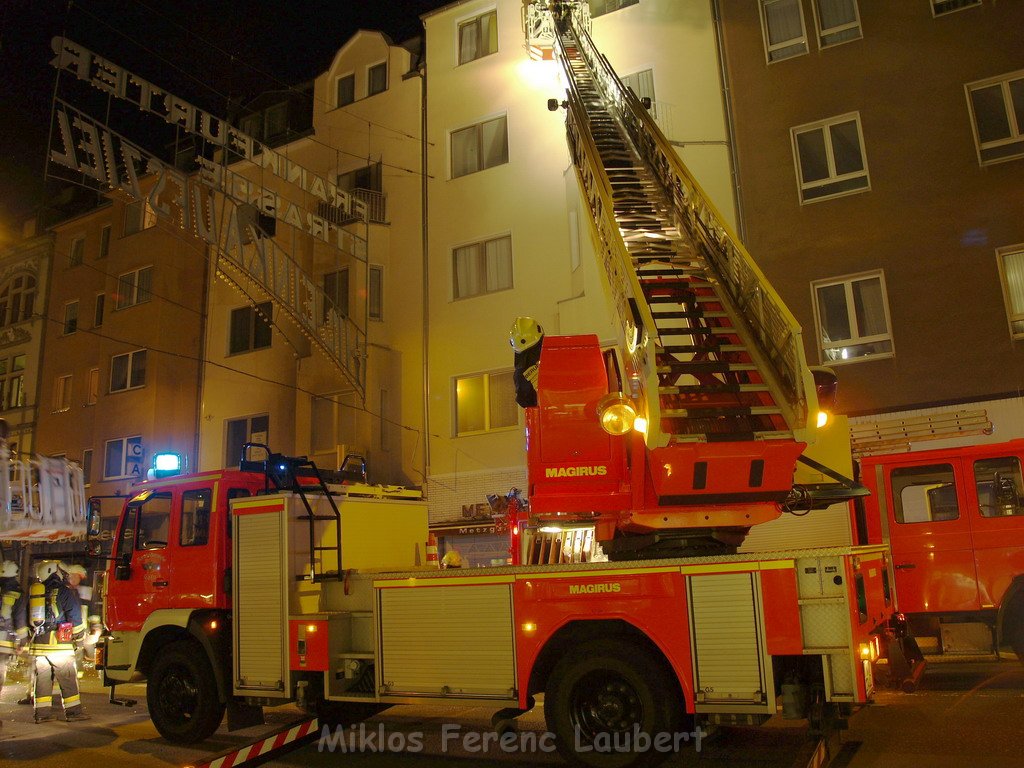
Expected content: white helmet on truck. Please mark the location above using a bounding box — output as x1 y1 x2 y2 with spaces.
1 560 18 578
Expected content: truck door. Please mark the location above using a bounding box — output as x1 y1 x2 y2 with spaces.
165 485 224 611
105 490 173 631
966 452 1024 610
885 461 980 614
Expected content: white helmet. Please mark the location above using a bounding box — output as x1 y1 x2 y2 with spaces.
0 560 17 578
509 317 544 353
36 560 63 582
63 563 88 579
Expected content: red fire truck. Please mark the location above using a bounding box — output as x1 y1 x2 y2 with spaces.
856 439 1024 660
92 446 904 768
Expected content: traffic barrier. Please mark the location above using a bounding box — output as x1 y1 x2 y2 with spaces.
426 532 439 567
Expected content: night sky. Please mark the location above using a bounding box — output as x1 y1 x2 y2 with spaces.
0 0 449 240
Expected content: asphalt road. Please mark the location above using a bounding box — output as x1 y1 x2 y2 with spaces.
1 659 1022 768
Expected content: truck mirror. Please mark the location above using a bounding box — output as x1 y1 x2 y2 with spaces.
85 540 102 558
87 498 103 537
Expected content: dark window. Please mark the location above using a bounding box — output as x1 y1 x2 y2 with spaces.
337 163 382 193
458 10 498 64
180 488 212 546
323 270 349 321
229 302 273 354
63 302 78 334
69 237 84 267
451 116 508 178
0 274 37 327
94 293 105 327
226 487 251 538
337 74 355 106
225 415 269 467
974 456 1024 517
589 0 638 17
110 349 146 392
99 225 111 257
368 62 387 96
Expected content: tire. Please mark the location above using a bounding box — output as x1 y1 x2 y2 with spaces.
544 638 686 768
147 640 225 744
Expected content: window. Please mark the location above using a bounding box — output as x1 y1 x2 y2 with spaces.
891 464 959 523
229 302 273 354
69 237 84 267
997 245 1024 338
451 115 508 178
369 265 383 321
104 435 143 480
455 370 517 435
54 374 72 412
94 293 105 328
0 355 26 410
813 0 861 48
322 270 348 321
966 70 1024 165
813 272 893 362
110 349 147 392
975 457 1024 517
337 163 382 193
82 449 93 486
759 0 809 62
115 266 153 309
458 10 498 64
311 396 337 453
86 367 99 405
180 488 213 546
99 225 111 257
453 235 513 299
264 103 288 140
792 113 869 202
931 0 981 16
135 492 171 549
336 73 355 107
589 0 638 17
225 414 269 467
63 301 78 335
368 61 387 97
123 200 156 235
0 273 36 327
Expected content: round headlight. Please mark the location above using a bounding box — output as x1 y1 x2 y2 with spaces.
597 393 636 435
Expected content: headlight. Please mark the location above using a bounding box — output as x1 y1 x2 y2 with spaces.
597 393 636 435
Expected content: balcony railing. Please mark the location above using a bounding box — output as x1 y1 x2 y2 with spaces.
317 189 387 226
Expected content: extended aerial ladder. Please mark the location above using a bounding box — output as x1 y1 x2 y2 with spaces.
520 2 860 555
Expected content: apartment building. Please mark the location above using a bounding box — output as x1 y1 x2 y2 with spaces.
718 0 1024 451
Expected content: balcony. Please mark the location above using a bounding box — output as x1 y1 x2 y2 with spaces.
318 189 387 226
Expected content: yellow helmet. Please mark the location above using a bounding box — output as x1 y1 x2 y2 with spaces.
509 317 544 353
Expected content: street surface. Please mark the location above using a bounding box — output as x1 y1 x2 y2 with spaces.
1 660 1022 767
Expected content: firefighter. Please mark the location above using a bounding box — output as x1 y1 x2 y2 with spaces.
441 549 463 569
19 560 90 723
1 559 26 729
509 316 544 408
61 563 90 677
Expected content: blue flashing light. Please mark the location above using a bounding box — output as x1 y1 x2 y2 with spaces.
152 452 183 477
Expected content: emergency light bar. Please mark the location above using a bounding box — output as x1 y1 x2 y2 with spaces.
149 452 183 478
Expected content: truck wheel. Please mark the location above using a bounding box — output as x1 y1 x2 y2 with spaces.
545 638 685 768
147 640 225 743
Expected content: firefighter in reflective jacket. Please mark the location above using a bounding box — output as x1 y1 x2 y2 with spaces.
1 559 25 729
510 316 544 408
18 561 89 722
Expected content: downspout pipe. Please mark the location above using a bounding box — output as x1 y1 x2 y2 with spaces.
419 27 431 487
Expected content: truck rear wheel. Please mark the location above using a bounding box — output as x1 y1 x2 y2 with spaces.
545 638 685 768
147 640 225 743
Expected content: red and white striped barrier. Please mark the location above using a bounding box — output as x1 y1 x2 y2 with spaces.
186 718 319 768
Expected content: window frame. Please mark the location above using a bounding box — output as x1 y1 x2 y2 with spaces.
811 270 894 364
758 0 810 64
457 8 499 65
965 69 1024 166
87 367 100 405
94 292 105 327
930 0 981 17
336 72 355 107
63 300 79 335
791 112 871 204
228 302 273 355
367 60 388 97
0 273 37 328
123 200 157 236
53 374 72 413
0 355 26 411
891 463 961 524
179 488 213 547
225 414 269 467
450 114 509 179
996 243 1024 339
69 236 85 267
104 435 143 480
368 264 384 321
452 233 514 300
811 0 862 49
453 368 518 436
110 348 147 393
115 265 153 310
99 225 111 257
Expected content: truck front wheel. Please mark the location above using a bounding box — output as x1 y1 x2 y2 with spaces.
545 638 686 768
147 640 225 743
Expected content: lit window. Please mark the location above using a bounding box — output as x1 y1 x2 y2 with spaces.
69 236 84 267
369 265 383 321
453 235 513 299
813 0 861 48
454 370 517 435
53 374 72 413
0 355 26 411
229 302 272 355
337 73 355 106
589 0 638 17
792 112 870 203
451 115 508 178
931 0 981 16
115 266 153 309
812 272 893 363
225 414 269 467
123 200 156 236
99 225 111 257
63 301 79 335
0 273 36 327
458 10 498 64
997 244 1024 338
368 61 387 97
110 349 147 392
966 70 1024 165
87 367 99 405
759 0 809 63
104 435 143 480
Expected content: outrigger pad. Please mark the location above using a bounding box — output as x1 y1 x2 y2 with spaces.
227 700 265 731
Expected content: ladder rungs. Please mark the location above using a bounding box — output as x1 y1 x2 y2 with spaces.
660 383 768 394
662 406 782 418
656 362 757 374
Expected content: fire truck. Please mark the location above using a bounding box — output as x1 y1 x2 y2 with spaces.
856 439 1024 660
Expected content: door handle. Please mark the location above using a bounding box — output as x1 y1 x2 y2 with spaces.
894 563 916 570
153 580 169 588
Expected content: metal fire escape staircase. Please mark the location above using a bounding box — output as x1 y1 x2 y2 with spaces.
529 3 825 505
